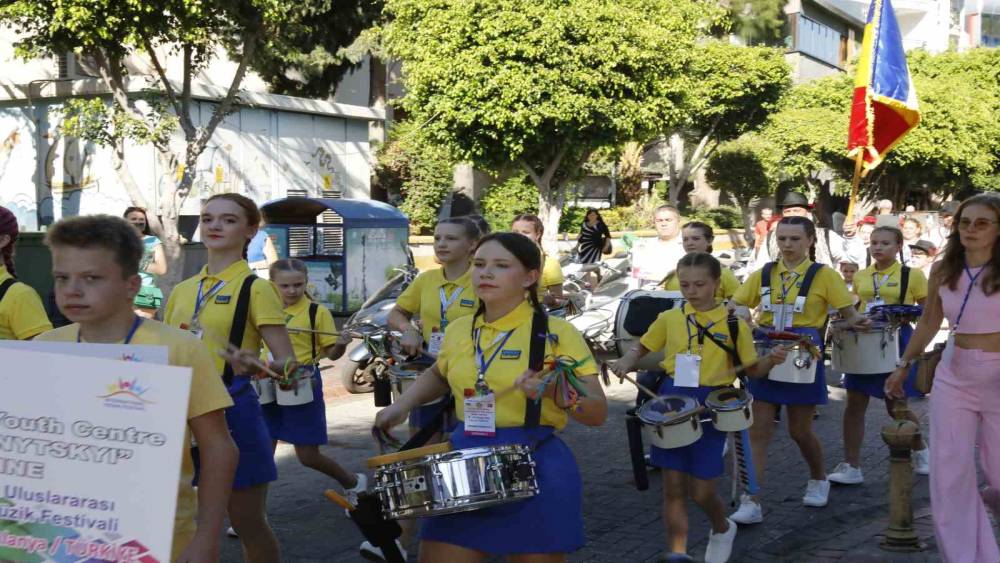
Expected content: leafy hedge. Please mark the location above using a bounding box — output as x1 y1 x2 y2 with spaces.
481 176 539 231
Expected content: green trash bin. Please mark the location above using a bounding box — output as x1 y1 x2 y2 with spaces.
12 232 53 298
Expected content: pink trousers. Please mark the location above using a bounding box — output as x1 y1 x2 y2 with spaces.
931 346 1000 563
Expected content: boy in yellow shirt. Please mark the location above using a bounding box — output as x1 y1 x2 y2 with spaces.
36 215 237 562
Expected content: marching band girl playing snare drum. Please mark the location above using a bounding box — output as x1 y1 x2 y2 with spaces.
264 259 364 493
375 232 607 563
0 206 52 341
390 217 480 428
660 222 741 302
729 216 869 523
828 226 929 486
164 193 298 563
612 252 786 563
886 194 1000 562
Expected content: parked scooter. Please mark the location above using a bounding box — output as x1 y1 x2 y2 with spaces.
335 266 417 393
563 256 632 353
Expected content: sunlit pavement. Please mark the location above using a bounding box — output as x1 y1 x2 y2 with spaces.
220 358 948 562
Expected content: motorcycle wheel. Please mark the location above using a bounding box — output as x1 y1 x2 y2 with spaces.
335 341 375 394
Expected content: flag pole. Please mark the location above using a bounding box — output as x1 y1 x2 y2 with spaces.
846 150 865 225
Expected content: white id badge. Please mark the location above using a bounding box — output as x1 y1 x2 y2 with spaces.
464 393 496 437
674 354 701 388
941 332 955 368
776 307 794 331
865 299 885 314
427 331 445 357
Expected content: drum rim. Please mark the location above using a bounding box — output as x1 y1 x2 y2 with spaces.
367 441 453 468
637 394 699 426
705 388 750 411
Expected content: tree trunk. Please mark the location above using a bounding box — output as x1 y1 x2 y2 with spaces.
666 133 685 205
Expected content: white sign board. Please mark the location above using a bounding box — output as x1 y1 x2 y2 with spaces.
0 341 169 366
0 348 191 562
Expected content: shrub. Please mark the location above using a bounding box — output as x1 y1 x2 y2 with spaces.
683 205 744 229
481 176 539 231
375 120 455 234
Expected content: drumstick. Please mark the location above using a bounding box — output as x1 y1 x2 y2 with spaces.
324 489 356 512
288 327 342 337
600 362 660 400
200 326 284 380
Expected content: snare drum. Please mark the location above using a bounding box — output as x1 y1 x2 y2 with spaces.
614 290 685 371
832 323 899 375
756 340 817 384
637 395 702 449
368 442 539 520
253 377 276 405
706 388 753 432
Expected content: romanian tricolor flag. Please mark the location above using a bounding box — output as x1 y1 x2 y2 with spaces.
847 0 920 173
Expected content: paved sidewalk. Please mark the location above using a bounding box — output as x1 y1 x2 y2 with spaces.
220 364 949 562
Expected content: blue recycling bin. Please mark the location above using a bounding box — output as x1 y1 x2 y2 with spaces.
261 197 411 316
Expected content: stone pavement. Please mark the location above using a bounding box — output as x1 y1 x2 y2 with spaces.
220 363 950 562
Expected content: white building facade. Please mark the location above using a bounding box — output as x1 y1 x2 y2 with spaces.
0 28 383 231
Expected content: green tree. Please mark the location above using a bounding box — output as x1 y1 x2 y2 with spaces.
374 119 456 234
705 133 780 238
759 48 1000 207
658 40 790 204
0 0 374 288
726 0 786 46
379 0 720 243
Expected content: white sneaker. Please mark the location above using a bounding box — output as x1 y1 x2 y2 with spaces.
705 517 738 563
802 479 830 507
729 494 763 524
828 462 864 485
912 448 930 475
344 472 367 517
359 539 404 561
225 526 238 538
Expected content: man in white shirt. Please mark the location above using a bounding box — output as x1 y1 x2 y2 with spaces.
629 204 685 288
752 192 847 270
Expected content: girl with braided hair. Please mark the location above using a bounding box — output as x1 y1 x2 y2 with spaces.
0 205 51 340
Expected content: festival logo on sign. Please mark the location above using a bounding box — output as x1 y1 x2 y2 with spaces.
98 378 154 411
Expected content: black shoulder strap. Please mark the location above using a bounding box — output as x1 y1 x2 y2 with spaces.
898 266 910 305
308 302 319 361
727 316 743 369
797 263 824 299
222 275 258 386
0 279 15 304
761 262 774 290
525 309 548 428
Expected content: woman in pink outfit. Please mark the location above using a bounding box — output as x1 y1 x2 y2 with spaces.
886 193 1000 563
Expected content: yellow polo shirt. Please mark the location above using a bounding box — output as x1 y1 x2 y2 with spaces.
661 268 741 303
640 303 757 387
436 301 597 430
540 254 564 290
36 320 233 561
163 260 286 374
273 297 338 364
396 267 477 343
733 259 854 329
0 266 52 340
853 261 927 310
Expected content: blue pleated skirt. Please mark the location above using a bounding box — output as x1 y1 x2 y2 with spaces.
843 323 923 399
193 375 278 489
262 367 329 446
648 377 728 480
419 424 585 554
749 327 828 405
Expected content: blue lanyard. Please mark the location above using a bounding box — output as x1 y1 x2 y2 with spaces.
78 315 143 344
778 271 799 303
474 328 515 381
685 314 717 355
954 264 985 329
439 286 464 329
193 279 225 322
